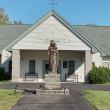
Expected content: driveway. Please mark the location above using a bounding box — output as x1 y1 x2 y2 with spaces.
1 83 110 110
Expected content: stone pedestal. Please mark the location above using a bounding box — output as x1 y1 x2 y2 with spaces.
45 73 60 89
37 88 70 95
36 72 70 95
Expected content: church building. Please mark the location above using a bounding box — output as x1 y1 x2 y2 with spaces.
0 10 110 83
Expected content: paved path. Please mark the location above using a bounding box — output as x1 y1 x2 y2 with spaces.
0 83 110 110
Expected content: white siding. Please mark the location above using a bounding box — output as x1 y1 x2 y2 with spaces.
14 16 90 51
60 51 85 82
1 50 12 72
92 52 102 67
20 51 46 82
20 51 85 82
102 57 110 68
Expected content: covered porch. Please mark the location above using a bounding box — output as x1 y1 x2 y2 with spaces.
12 49 92 83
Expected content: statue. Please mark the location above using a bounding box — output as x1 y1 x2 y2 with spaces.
36 40 70 95
48 40 59 73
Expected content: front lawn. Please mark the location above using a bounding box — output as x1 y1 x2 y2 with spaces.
81 90 110 110
100 83 110 85
0 80 12 84
0 89 23 110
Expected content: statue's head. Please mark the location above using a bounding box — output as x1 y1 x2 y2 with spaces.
50 40 54 46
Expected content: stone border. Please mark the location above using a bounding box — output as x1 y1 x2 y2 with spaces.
36 88 70 95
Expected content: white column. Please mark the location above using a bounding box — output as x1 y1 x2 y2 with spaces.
85 50 92 83
12 50 20 82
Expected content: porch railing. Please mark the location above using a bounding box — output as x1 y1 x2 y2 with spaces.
65 73 78 82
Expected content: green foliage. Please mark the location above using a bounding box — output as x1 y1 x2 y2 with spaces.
104 67 110 82
0 67 11 81
4 73 11 80
0 89 23 110
0 67 5 80
87 24 99 26
0 80 12 84
14 20 23 24
88 66 109 84
0 8 10 24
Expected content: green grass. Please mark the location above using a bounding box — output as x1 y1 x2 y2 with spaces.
0 80 12 84
0 89 23 110
81 90 110 110
100 83 110 85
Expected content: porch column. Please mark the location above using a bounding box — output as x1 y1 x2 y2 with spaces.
12 49 20 82
85 50 92 83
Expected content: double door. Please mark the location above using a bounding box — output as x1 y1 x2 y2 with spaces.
61 60 75 82
43 60 75 82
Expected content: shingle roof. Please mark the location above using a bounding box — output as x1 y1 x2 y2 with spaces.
73 25 110 56
0 24 31 53
1 24 110 56
0 11 110 56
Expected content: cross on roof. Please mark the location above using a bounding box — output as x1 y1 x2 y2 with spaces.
49 0 57 9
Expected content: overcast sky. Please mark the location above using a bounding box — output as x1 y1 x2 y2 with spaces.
0 0 110 25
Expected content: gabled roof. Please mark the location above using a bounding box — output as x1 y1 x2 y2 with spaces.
0 10 107 56
0 24 31 54
73 25 110 56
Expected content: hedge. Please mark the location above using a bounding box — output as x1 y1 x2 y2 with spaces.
0 67 11 81
88 66 110 84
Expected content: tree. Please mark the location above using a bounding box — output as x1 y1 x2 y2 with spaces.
14 20 23 24
0 8 10 24
87 24 99 26
19 20 23 24
14 20 18 24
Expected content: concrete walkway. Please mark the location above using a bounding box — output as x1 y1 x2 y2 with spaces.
1 83 110 110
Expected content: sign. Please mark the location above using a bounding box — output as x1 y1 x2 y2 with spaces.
36 37 69 43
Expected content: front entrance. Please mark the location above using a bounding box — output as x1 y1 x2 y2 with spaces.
43 60 75 82
61 60 75 82
43 60 61 79
68 61 75 74
43 60 49 79
44 60 49 74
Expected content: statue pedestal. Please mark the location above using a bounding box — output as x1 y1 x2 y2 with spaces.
36 72 70 95
45 72 61 89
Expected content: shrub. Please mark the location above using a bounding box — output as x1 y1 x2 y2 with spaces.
0 67 5 81
88 66 109 84
103 67 110 82
0 67 11 81
4 73 11 80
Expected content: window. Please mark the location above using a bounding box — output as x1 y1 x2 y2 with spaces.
92 62 95 67
62 60 68 69
45 64 49 74
29 60 35 73
102 62 109 68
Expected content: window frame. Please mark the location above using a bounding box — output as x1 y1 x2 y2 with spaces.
62 60 68 69
102 61 110 68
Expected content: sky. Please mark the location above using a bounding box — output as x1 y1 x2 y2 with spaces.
0 0 110 25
